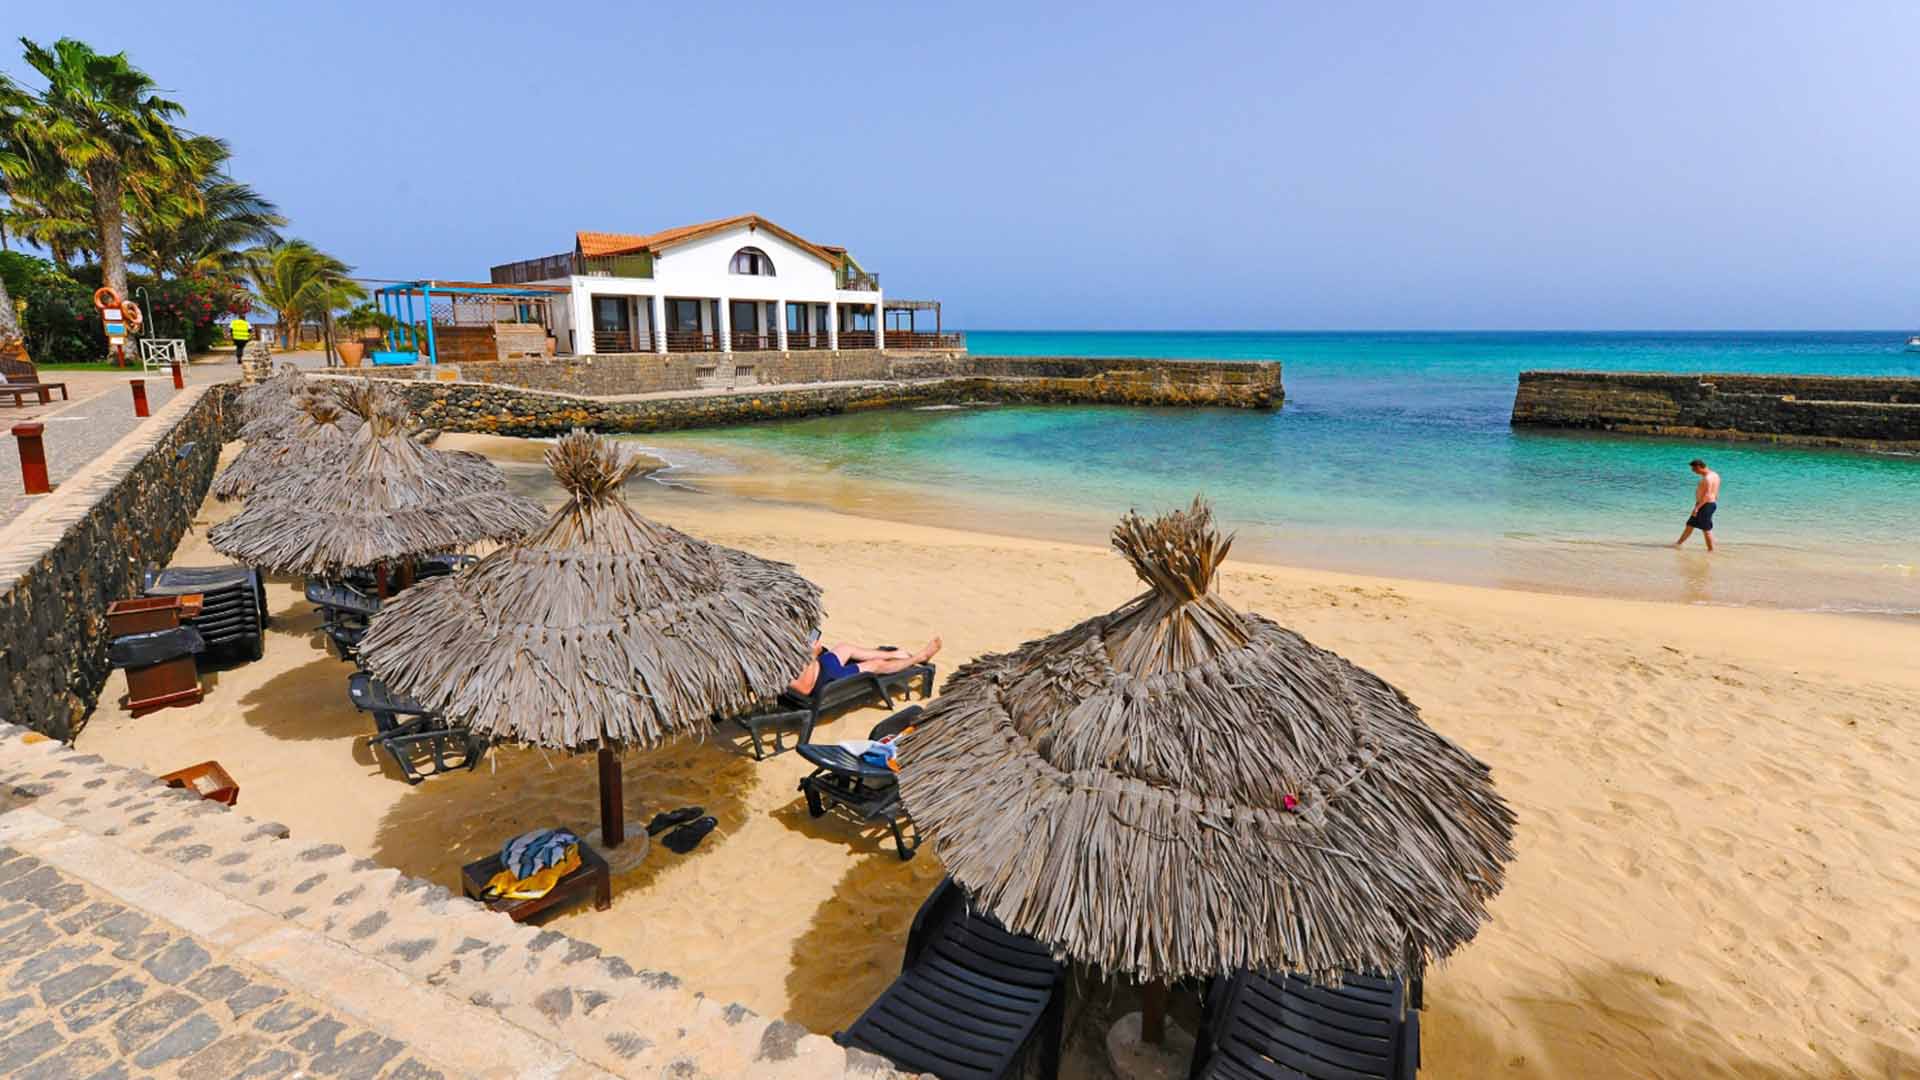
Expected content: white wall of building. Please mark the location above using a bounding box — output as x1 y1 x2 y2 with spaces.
561 222 881 354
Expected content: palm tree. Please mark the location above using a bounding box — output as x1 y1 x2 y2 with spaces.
129 172 283 278
245 240 358 354
3 38 192 302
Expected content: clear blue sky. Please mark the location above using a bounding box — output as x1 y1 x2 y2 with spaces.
10 2 1919 330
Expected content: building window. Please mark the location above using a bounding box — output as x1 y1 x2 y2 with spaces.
730 247 775 276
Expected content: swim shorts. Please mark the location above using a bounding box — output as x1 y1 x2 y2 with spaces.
1686 501 1717 531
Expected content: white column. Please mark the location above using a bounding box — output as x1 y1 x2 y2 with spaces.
717 297 732 353
651 294 668 353
775 301 789 351
571 284 594 355
827 300 839 351
874 290 886 350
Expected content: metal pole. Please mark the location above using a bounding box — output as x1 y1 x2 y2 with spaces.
422 285 438 365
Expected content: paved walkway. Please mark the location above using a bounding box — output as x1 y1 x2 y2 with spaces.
1 371 185 524
0 836 453 1078
0 728 902 1079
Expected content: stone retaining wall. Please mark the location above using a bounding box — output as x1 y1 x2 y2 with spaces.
364 353 1281 410
1511 371 1920 449
0 386 235 740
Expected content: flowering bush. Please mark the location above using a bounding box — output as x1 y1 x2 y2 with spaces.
142 275 246 353
0 253 105 363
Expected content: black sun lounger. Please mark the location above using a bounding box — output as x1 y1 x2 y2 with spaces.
723 660 936 760
798 705 925 859
1189 969 1421 1080
836 876 1066 1080
345 671 487 784
305 580 380 662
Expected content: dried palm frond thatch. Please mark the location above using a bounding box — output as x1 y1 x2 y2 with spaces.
896 499 1516 985
358 428 822 751
212 392 360 501
356 429 822 848
232 363 305 426
207 382 544 575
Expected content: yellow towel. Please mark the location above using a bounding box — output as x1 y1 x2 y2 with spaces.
484 844 581 900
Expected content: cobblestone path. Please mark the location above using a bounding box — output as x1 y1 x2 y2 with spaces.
0 844 451 1079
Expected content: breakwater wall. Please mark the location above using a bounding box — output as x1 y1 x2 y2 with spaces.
351 354 1282 436
0 385 236 739
360 350 1280 408
1511 371 1920 450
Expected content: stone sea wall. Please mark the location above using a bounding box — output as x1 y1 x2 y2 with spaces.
1511 371 1920 449
353 354 1281 436
0 386 235 739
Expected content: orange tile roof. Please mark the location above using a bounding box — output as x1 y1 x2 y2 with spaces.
575 215 844 266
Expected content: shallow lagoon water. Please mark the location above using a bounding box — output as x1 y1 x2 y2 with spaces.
631 331 1920 615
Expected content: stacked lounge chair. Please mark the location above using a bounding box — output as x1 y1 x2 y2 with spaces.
797 705 925 859
142 566 266 662
836 877 1066 1080
1189 970 1421 1079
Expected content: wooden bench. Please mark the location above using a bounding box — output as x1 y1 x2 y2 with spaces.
460 842 611 923
0 356 69 408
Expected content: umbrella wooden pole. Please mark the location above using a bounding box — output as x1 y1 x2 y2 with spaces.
398 561 416 591
1141 981 1169 1045
598 747 625 847
375 564 390 600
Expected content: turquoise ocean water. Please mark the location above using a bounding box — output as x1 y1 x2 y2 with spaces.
636 332 1920 615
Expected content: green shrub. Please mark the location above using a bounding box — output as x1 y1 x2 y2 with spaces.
0 253 106 363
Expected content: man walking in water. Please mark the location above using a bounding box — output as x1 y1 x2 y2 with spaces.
1675 458 1720 551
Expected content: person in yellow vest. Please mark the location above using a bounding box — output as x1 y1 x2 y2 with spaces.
229 316 252 364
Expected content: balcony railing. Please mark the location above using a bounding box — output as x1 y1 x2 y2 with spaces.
882 331 966 351
665 330 719 352
576 252 653 278
491 253 573 284
491 251 654 283
836 268 880 291
839 330 877 349
593 329 655 353
786 334 828 351
729 331 780 352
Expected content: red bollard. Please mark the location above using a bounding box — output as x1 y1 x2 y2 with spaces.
169 359 184 389
130 378 149 418
12 423 49 495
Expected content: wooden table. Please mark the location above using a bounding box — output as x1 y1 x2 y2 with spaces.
460 842 611 923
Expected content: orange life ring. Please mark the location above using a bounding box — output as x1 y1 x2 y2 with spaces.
122 301 144 330
92 287 121 311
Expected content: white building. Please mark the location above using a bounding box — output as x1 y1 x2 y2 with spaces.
491 214 950 356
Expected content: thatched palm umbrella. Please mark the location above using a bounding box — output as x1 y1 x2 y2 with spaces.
233 363 305 425
355 429 823 848
213 390 361 501
897 499 1515 1040
207 383 545 579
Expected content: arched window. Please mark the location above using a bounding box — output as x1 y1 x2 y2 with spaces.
730 246 775 276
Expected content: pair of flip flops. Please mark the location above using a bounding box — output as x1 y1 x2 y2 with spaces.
646 806 717 854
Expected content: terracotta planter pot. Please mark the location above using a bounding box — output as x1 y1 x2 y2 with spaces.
337 340 366 368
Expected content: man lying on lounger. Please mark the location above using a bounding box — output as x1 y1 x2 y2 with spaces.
790 631 942 696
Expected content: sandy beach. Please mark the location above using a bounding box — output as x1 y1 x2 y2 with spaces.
79 433 1920 1078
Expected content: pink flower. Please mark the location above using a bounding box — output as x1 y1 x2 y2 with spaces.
1283 794 1300 811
